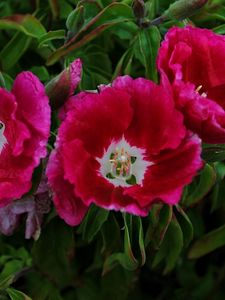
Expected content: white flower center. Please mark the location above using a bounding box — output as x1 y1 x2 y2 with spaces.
0 121 7 154
97 137 153 187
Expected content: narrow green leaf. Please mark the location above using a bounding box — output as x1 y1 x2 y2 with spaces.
213 24 225 34
32 218 75 288
152 217 183 274
134 26 161 81
210 162 225 212
202 144 225 162
78 205 109 243
136 217 146 266
0 32 31 71
0 14 46 38
0 72 13 90
188 224 225 259
102 214 139 274
175 206 193 247
0 275 14 290
0 72 6 88
183 164 216 207
66 5 84 33
6 288 32 300
113 47 134 78
47 3 134 65
38 30 65 47
145 204 173 248
48 0 60 19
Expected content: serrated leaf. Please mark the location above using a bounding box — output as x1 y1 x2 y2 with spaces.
188 224 225 259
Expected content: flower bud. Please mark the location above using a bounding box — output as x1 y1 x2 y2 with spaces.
164 0 208 20
132 0 145 20
45 58 82 110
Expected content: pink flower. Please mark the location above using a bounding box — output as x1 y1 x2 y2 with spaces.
0 72 50 206
47 76 202 225
157 26 225 143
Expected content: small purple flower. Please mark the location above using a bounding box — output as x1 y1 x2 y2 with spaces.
0 176 51 240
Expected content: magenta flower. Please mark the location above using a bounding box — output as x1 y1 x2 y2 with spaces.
0 72 50 206
157 26 225 143
47 76 202 225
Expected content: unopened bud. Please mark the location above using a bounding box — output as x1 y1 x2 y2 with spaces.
164 0 208 20
132 0 146 20
45 59 82 110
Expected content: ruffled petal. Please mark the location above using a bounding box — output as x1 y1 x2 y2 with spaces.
47 150 88 226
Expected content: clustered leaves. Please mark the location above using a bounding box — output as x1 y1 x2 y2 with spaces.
1 0 225 299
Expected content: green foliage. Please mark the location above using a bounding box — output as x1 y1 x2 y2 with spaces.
1 0 225 299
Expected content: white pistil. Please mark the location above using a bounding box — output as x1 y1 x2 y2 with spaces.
0 121 7 154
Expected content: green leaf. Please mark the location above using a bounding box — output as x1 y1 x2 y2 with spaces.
202 144 225 162
32 218 75 288
210 162 225 212
78 205 109 243
48 0 60 19
145 204 173 248
134 26 161 81
113 47 134 78
103 214 139 274
24 271 63 300
0 275 14 290
6 288 31 300
175 206 193 247
0 72 6 88
0 14 46 38
0 72 13 90
0 32 31 71
38 30 65 47
183 164 216 207
101 213 122 255
188 224 225 259
47 2 134 65
152 217 183 274
29 66 50 82
213 24 225 34
134 216 146 266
